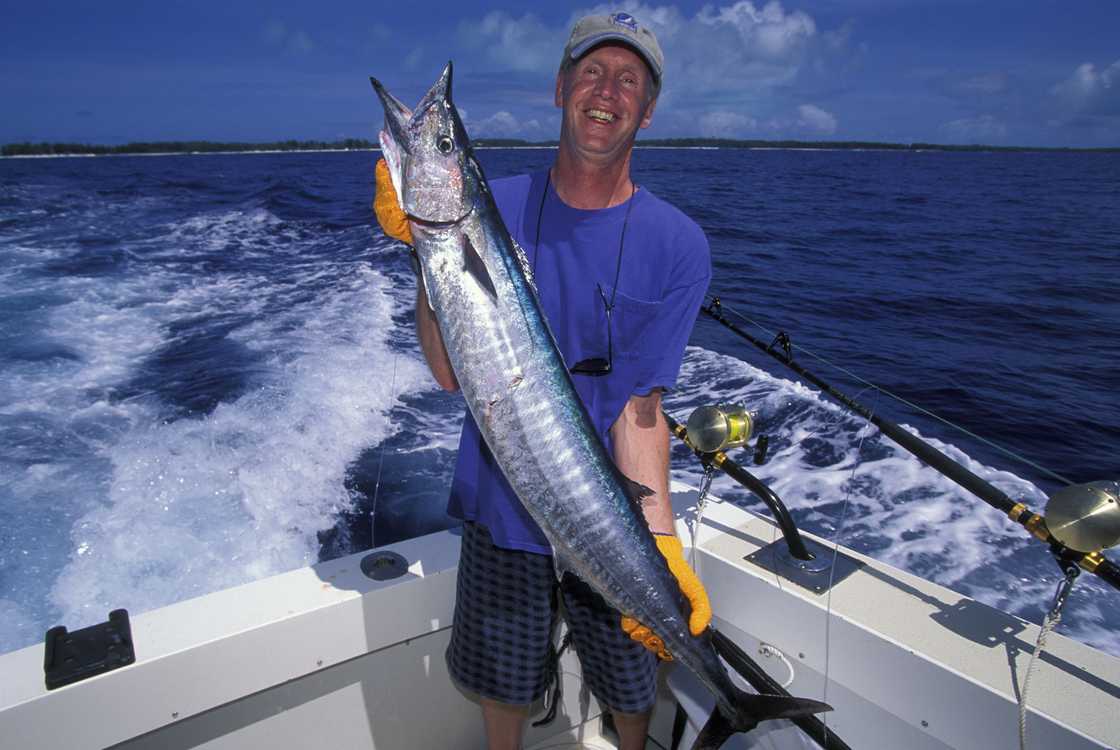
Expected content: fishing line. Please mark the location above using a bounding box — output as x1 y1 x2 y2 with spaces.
688 464 717 569
1017 564 1080 750
710 297 1074 487
819 386 879 738
369 312 402 548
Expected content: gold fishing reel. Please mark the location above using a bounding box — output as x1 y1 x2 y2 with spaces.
685 404 755 454
1044 480 1120 555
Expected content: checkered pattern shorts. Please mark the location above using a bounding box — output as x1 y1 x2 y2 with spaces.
446 521 658 713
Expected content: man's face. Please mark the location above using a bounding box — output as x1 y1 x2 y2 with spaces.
555 42 658 164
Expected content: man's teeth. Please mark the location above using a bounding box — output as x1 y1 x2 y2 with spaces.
587 109 616 122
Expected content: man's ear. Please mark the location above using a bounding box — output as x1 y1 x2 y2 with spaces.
555 71 565 108
640 96 658 130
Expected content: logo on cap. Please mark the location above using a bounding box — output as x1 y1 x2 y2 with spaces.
609 12 638 31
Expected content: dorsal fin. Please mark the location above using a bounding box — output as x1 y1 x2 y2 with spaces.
511 237 537 295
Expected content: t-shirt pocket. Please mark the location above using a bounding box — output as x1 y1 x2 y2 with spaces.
569 286 663 368
610 289 663 359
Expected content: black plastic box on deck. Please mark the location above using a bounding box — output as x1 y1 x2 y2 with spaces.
43 609 135 690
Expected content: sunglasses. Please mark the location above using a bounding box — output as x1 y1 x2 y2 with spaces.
534 171 635 378
570 284 613 376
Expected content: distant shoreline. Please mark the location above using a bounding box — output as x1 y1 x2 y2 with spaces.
3 148 369 159
3 137 1117 158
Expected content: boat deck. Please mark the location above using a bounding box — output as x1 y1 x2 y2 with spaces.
0 482 1116 749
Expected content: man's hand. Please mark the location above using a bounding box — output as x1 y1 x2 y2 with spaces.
373 158 413 245
621 534 712 660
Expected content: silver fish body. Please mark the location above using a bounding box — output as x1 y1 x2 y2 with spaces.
371 63 829 747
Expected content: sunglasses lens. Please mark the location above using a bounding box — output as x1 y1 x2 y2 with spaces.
571 357 610 375
572 285 614 376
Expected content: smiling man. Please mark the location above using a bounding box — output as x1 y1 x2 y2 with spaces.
375 12 712 750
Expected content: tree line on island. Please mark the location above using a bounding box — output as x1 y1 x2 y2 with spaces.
3 138 1116 156
1 139 376 156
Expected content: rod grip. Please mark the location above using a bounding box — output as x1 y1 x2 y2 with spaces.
1094 557 1120 590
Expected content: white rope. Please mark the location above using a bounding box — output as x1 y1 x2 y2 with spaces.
758 642 797 689
1018 566 1079 750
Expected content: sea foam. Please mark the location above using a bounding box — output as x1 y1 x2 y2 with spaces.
667 346 1117 657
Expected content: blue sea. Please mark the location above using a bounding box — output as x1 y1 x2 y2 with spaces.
1 148 1117 660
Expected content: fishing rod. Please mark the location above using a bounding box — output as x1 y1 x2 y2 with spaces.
662 410 853 750
699 296 1120 593
662 410 814 562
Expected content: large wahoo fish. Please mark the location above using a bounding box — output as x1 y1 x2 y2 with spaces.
370 63 830 749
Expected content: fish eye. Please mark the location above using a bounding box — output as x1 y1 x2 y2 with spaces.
436 136 455 154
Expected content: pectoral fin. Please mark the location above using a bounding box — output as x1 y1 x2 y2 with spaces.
463 234 498 300
620 473 656 519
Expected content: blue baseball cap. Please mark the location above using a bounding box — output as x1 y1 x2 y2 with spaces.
561 12 664 85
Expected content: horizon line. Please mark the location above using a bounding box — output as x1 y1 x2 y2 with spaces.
3 137 1119 156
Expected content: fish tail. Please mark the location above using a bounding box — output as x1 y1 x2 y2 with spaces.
691 692 832 750
691 706 736 750
689 630 833 749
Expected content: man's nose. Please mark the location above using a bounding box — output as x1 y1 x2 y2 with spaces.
594 76 618 99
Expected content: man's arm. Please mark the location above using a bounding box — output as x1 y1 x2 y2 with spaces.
415 282 459 392
612 388 712 642
610 389 673 534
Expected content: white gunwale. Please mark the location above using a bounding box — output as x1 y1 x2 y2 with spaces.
0 482 1116 749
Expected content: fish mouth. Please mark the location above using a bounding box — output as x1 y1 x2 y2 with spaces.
585 108 617 124
406 204 474 228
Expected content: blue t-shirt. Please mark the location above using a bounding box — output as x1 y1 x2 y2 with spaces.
447 170 711 554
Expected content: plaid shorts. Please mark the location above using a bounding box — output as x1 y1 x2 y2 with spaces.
446 521 658 713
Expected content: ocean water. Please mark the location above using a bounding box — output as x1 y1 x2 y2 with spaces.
0 148 1117 661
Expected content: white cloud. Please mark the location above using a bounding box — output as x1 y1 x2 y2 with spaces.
264 21 314 55
821 20 853 54
471 110 544 138
403 47 424 72
265 21 287 46
920 68 1010 97
940 114 1007 142
698 110 758 137
450 3 860 138
796 103 836 134
959 71 1009 96
1053 62 1111 98
289 31 313 54
697 1 816 62
615 1 819 91
1052 60 1120 115
459 2 839 96
458 12 564 74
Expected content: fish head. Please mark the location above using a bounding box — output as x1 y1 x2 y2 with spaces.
370 63 473 226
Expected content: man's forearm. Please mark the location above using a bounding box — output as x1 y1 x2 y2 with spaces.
611 390 675 535
416 283 459 392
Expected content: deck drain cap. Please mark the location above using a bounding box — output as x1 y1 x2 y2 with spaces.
361 550 409 581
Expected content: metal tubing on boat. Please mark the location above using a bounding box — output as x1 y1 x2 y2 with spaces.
664 411 814 561
700 298 1120 594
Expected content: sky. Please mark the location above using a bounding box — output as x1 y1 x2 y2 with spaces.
3 1 1119 148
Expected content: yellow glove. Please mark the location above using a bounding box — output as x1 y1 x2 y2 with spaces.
620 534 712 661
373 158 413 245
